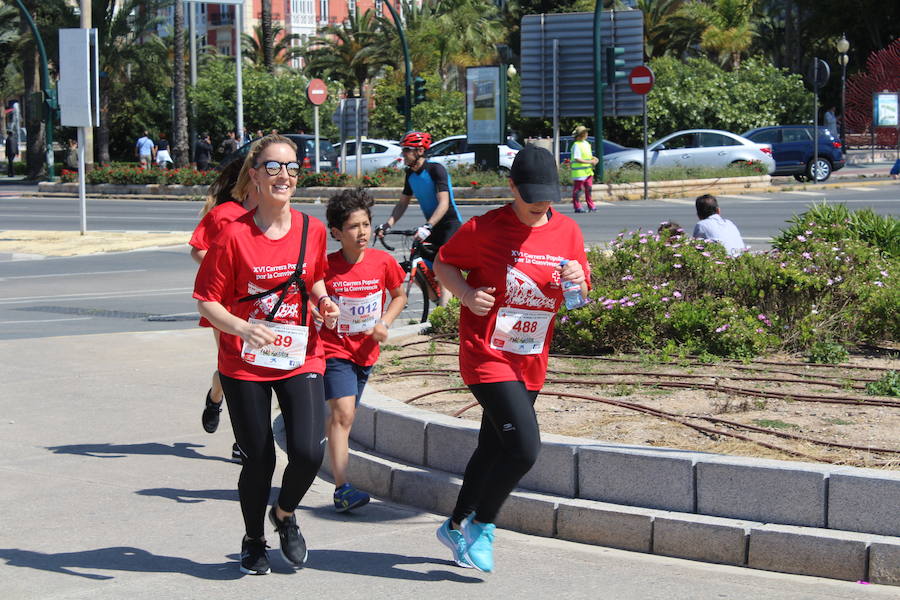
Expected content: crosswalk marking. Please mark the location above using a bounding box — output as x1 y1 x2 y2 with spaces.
784 191 825 196
657 198 694 205
842 186 878 192
718 194 769 200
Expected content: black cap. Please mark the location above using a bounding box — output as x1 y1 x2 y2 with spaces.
509 145 560 204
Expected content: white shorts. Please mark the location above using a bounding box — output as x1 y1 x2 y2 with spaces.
156 150 171 165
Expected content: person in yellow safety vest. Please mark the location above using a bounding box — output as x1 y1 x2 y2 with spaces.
570 125 599 213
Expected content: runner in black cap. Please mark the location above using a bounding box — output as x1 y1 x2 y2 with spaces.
432 145 591 573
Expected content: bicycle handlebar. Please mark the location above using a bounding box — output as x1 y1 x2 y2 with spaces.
375 229 418 252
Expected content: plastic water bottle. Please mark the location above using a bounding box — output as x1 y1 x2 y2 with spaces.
560 260 586 309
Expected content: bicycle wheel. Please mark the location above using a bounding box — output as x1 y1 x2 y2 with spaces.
414 269 431 323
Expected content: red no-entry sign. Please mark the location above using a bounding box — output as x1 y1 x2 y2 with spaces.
628 66 655 95
306 79 328 105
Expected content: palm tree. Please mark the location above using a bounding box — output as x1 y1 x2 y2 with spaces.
173 0 189 167
242 24 303 72
261 0 274 72
430 0 506 88
678 0 756 70
637 0 701 59
303 8 395 97
93 0 168 162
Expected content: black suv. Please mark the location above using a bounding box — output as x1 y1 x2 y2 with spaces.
741 126 844 182
219 134 338 172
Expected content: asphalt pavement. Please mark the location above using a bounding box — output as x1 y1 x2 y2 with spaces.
2 328 898 599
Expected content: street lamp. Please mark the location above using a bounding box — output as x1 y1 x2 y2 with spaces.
836 34 850 147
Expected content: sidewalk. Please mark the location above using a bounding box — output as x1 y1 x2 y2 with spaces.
1 328 896 599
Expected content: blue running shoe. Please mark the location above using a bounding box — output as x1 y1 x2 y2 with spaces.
333 483 370 512
462 517 496 573
435 519 473 568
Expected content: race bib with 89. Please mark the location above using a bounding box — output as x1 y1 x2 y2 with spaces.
489 307 553 355
241 318 309 370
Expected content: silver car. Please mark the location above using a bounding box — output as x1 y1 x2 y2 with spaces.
605 129 775 174
426 135 522 173
333 138 404 174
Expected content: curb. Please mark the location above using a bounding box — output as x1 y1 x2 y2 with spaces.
272 321 900 586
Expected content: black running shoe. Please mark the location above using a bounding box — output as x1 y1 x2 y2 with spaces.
201 390 222 433
231 442 243 464
239 537 270 575
268 505 308 566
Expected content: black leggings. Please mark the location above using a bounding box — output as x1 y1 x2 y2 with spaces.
451 381 541 525
220 372 326 539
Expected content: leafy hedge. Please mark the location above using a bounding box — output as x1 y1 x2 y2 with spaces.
60 165 218 186
429 206 897 359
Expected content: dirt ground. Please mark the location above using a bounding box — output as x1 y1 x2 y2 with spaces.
0 230 189 257
371 335 900 471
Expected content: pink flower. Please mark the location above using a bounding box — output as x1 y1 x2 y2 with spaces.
797 235 807 242
702 251 711 257
661 297 669 302
715 324 730 333
664 312 671 318
673 264 682 269
625 301 635 307
673 291 682 298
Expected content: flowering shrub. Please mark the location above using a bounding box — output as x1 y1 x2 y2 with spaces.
297 171 350 187
79 165 218 186
430 207 897 359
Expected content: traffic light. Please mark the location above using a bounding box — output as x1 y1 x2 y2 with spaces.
413 76 427 105
396 95 408 114
604 46 626 86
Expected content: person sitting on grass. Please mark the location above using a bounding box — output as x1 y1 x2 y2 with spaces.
692 194 745 256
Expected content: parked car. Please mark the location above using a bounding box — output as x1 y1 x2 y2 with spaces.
333 138 403 174
558 135 633 163
741 125 845 182
604 129 775 174
425 135 522 173
219 134 338 172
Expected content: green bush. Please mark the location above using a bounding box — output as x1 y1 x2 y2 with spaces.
74 165 218 186
297 171 350 187
773 202 899 259
865 371 900 397
428 298 461 335
428 205 897 359
807 341 849 364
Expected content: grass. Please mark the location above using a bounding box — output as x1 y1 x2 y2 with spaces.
752 418 800 430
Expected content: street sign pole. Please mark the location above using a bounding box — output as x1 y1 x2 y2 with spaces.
628 65 654 201
306 78 328 173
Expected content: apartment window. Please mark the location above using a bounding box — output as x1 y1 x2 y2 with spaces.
320 0 329 21
375 0 382 16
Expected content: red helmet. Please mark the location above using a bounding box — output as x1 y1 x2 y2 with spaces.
400 131 432 149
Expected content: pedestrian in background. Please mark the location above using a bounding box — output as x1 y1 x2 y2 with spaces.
218 130 239 158
135 131 154 168
433 146 590 573
692 194 746 256
64 138 78 171
194 133 213 171
6 130 18 176
570 125 598 213
823 106 838 135
155 133 172 169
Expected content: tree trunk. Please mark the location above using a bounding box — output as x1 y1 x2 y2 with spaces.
172 1 189 167
19 23 45 179
262 0 274 73
97 78 111 163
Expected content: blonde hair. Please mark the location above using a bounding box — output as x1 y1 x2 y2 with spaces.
231 134 298 202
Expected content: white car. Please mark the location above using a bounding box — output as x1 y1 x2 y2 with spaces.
425 135 522 173
334 139 404 174
604 129 775 174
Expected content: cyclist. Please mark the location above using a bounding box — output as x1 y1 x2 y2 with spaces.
321 189 407 513
433 145 590 573
376 131 461 305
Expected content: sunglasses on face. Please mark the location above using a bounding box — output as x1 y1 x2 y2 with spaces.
256 160 301 177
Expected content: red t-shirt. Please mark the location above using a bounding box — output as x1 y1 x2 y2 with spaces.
191 201 247 328
437 204 590 390
320 248 406 366
193 209 328 381
189 201 247 250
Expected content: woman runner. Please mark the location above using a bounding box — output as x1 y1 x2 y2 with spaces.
433 145 590 573
193 134 340 575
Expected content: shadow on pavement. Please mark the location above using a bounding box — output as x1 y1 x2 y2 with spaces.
45 442 235 464
0 547 241 581
303 549 482 583
135 487 239 504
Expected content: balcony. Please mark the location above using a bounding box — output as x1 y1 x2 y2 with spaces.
208 14 234 27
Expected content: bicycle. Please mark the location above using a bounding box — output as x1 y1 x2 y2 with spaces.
376 229 441 323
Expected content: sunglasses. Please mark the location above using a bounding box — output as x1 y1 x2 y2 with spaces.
256 160 301 177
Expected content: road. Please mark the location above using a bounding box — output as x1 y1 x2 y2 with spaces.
0 185 896 340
